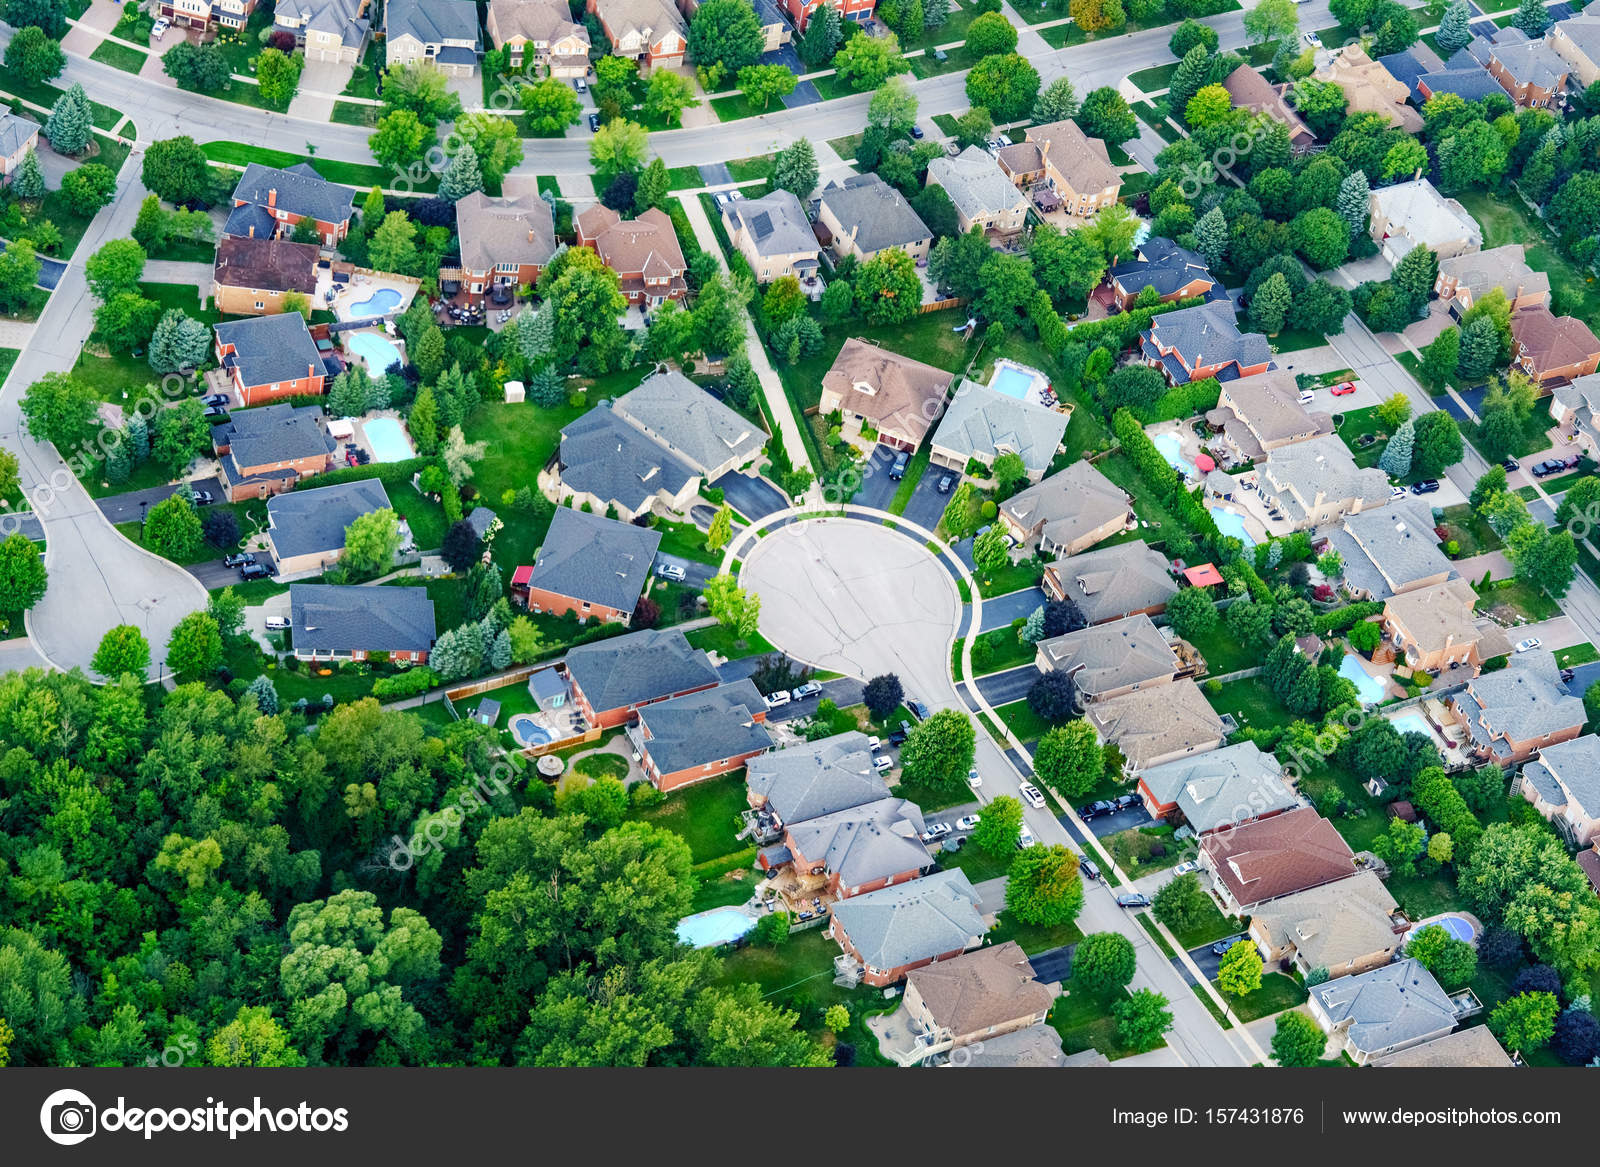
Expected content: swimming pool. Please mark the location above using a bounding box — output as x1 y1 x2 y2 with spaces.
677 906 757 948
348 287 403 317
1208 506 1256 549
364 417 416 463
1152 431 1196 478
346 330 402 373
1338 653 1389 704
1390 712 1432 740
990 366 1035 399
1409 913 1479 945
509 714 554 748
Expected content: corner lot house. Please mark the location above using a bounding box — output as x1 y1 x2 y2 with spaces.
819 339 952 453
289 583 437 663
265 479 394 575
746 731 888 829
998 461 1132 556
1550 9 1600 86
487 0 590 74
926 146 1030 242
1449 649 1585 765
1085 678 1225 770
1033 613 1180 705
1255 434 1391 529
522 506 662 623
1435 244 1549 315
224 162 357 248
1108 238 1218 311
1041 540 1177 624
816 173 933 264
723 189 822 284
1308 958 1459 1065
929 381 1070 483
212 236 319 317
900 942 1055 1065
274 0 372 63
446 191 558 306
1369 1026 1514 1067
0 107 40 180
1205 371 1332 461
562 626 720 729
1200 806 1357 912
212 402 336 502
1519 733 1600 845
610 369 764 482
213 313 329 408
586 0 686 71
993 118 1121 222
1511 305 1600 388
1136 740 1299 835
575 205 688 307
1368 179 1483 265
1140 301 1273 386
628 679 775 791
385 0 482 75
1248 870 1403 980
828 868 987 988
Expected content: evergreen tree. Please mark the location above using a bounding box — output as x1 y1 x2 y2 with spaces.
1436 0 1472 53
1168 46 1213 126
12 147 43 201
1250 271 1292 335
772 138 819 199
1335 169 1370 236
125 413 149 461
1193 206 1227 268
923 0 950 26
438 143 484 201
1457 315 1502 381
44 83 90 155
634 157 671 213
490 629 512 671
246 674 280 715
1379 417 1415 477
147 309 211 375
797 4 842 66
528 366 567 408
1513 0 1551 36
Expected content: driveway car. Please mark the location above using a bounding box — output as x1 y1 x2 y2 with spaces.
793 681 823 699
765 690 792 708
1515 637 1542 653
1533 460 1565 477
1502 458 1520 472
1300 30 1323 47
1390 485 1407 498
239 562 270 580
1331 381 1356 396
202 393 231 407
888 729 909 746
264 616 291 630
920 822 952 842
1019 782 1046 809
222 553 255 568
1079 856 1102 881
955 814 981 831
1211 934 1248 955
1173 860 1200 876
910 124 924 139
203 405 228 420
151 16 170 37
1117 893 1152 908
873 755 893 772
1410 479 1440 494
190 489 215 505
1078 800 1116 820
937 472 955 494
867 735 882 751
889 451 909 480
1114 793 1140 811
657 563 686 581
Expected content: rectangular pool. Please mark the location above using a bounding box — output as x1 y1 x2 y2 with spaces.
991 366 1037 399
364 417 416 462
1389 713 1432 739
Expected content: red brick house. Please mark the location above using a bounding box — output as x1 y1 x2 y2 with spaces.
212 402 337 502
574 205 688 308
212 313 330 407
289 583 436 663
781 0 874 31
1511 305 1600 389
223 162 357 248
1139 300 1274 386
627 679 775 792
828 869 987 987
519 506 663 623
561 626 721 729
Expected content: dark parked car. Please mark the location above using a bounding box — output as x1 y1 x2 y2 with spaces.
239 562 270 580
202 393 231 408
588 112 600 132
909 124 924 139
937 472 955 494
1210 934 1248 956
1116 893 1152 908
887 729 909 747
203 405 228 420
1078 800 1116 820
1114 793 1141 811
189 489 215 505
1532 460 1567 478
889 450 910 480
222 553 255 569
1409 479 1440 495
1502 458 1520 472
907 699 930 721
1079 856 1102 882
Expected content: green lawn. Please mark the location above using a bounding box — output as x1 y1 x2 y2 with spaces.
457 396 591 570
1049 984 1145 1060
887 447 931 515
1184 622 1257 676
90 39 147 73
0 78 122 130
626 771 748 864
1205 676 1299 733
1165 901 1243 951
330 101 380 127
969 624 1037 676
975 557 1045 599
1037 22 1088 48
1105 822 1194 877
985 912 1083 956
685 623 778 661
992 698 1057 745
1334 404 1394 471
1437 503 1504 558
203 142 436 193
891 772 980 813
937 841 1015 884
1096 451 1182 538
1457 190 1600 321
1475 576 1561 623
1557 642 1599 668
1128 62 1180 94
0 349 17 385
1217 971 1307 1023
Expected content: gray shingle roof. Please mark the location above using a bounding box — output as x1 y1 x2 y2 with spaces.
214 312 327 390
0 106 40 159
1046 541 1177 625
1467 27 1567 88
1530 733 1600 817
232 161 356 228
786 797 931 889
454 190 556 271
1260 434 1392 526
1554 10 1600 67
934 380 1070 476
223 202 278 241
1465 649 1584 745
746 731 890 824
1085 677 1224 769
1310 958 1457 1057
290 583 436 654
829 869 986 974
1034 613 1179 700
559 404 697 515
219 402 334 471
1110 237 1215 299
819 172 932 255
1417 52 1506 101
999 460 1130 551
1331 498 1455 599
386 0 482 47
1138 740 1298 833
267 478 391 561
612 369 764 475
277 0 370 48
727 189 818 258
927 145 1029 223
529 506 662 613
1377 44 1445 101
1141 300 1273 379
1250 869 1399 972
563 626 719 714
1369 1025 1513 1067
952 1025 1068 1067
634 678 775 774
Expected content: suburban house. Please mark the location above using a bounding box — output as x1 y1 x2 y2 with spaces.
1415 46 1507 103
1582 843 1600 895
723 189 822 285
385 0 482 75
1221 64 1316 152
288 583 437 663
1368 179 1483 265
212 313 329 408
610 369 764 480
273 0 371 63
265 479 395 575
926 146 1030 242
627 679 775 791
521 506 662 623
993 118 1121 221
586 0 686 71
1139 301 1274 386
928 380 1070 483
1107 238 1219 311
486 0 590 74
1377 42 1448 102
899 942 1056 1066
1033 613 1180 705
562 626 720 729
745 731 889 832
815 173 933 264
556 406 698 521
1041 540 1178 624
680 0 789 51
212 236 319 317
1435 244 1550 316
1085 678 1225 770
828 868 987 988
1308 959 1461 1065
948 1025 1071 1067
1248 870 1404 980
1199 806 1357 912
1465 27 1568 107
1136 741 1299 835
1449 649 1586 765
444 190 558 306
1370 1026 1514 1068
0 107 40 180
998 461 1132 556
1381 578 1508 674
818 339 952 453
224 162 356 248
1323 498 1453 601
1551 372 1600 444
1550 9 1600 85
211 402 336 502
1314 44 1422 132
756 796 933 915
1518 733 1600 846
158 0 255 32
1511 305 1600 388
575 205 688 307
779 0 875 32
1255 434 1391 529
1205 370 1333 461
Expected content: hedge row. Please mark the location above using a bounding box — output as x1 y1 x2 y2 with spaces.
1313 600 1384 636
1111 407 1224 551
1412 765 1484 860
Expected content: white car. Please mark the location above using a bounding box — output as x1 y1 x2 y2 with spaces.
966 768 982 788
920 822 952 843
765 690 792 708
657 563 686 581
1300 30 1322 48
793 681 823 699
151 16 170 38
1173 860 1200 876
1515 638 1543 653
873 755 893 772
955 814 981 831
1390 485 1408 499
1016 825 1037 849
1019 782 1046 810
867 735 882 751
264 616 291 631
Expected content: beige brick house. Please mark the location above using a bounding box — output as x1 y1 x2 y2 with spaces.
818 339 952 452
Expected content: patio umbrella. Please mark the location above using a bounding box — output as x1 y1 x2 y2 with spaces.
1194 452 1216 473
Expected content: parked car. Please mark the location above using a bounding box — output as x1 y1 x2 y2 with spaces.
1410 479 1440 495
239 562 270 580
1079 856 1102 881
966 767 982 788
1390 485 1408 499
909 124 924 139
1078 799 1115 820
1114 793 1141 811
1211 934 1247 956
222 553 255 568
189 489 215 505
1533 460 1566 477
1017 825 1037 849
1173 860 1200 876
1117 893 1152 908
765 690 792 708
1502 458 1520 472
574 77 587 92
889 450 910 480
955 814 981 831
888 729 909 747
920 822 952 842
1515 637 1543 653
937 472 955 495
1297 390 1315 405
587 112 600 132
203 405 228 420
907 699 930 721
873 755 893 772
1018 782 1046 809
1330 381 1357 396
1300 29 1323 47
867 735 882 751
657 563 686 581
793 681 823 699
264 616 291 631
202 393 231 408
151 16 170 38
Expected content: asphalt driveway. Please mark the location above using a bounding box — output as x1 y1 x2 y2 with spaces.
976 586 1046 633
975 663 1038 706
850 444 904 512
900 462 954 531
1027 943 1075 985
1080 803 1157 839
98 477 223 524
713 471 788 521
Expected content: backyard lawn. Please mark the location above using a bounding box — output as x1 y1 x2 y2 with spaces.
1457 189 1600 321
985 912 1083 957
1204 676 1299 733
626 771 749 864
1185 622 1258 677
458 397 591 570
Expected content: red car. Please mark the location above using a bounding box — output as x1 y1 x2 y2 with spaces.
1330 381 1357 396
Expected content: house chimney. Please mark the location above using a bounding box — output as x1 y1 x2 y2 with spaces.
268 188 278 209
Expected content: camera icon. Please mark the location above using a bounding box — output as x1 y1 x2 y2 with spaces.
39 1089 97 1146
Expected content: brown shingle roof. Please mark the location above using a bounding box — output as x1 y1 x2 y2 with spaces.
1221 65 1314 144
821 338 952 445
906 941 1054 1034
455 189 557 274
1513 305 1600 372
580 205 686 280
213 235 319 294
1028 119 1119 193
1200 807 1357 907
1579 847 1600 895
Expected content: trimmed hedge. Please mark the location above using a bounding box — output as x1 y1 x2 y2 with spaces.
1411 765 1484 860
1314 600 1384 636
1111 407 1224 550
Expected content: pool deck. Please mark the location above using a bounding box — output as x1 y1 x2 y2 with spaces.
321 271 421 323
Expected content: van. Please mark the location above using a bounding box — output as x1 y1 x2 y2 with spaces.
265 616 291 631
1297 390 1315 405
